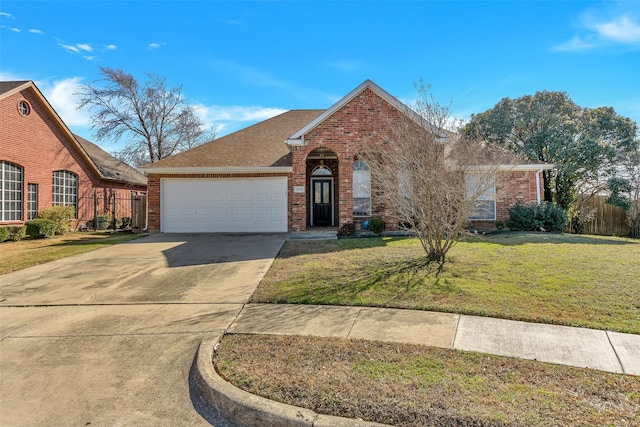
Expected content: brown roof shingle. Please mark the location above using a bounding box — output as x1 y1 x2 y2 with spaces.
74 135 147 186
144 109 324 169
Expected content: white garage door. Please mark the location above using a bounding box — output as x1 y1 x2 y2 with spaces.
161 177 288 233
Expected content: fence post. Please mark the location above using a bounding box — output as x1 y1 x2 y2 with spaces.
93 190 98 231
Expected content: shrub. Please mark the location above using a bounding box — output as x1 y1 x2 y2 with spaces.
507 202 567 232
536 201 568 232
338 222 355 237
8 225 27 241
38 206 75 234
25 219 58 238
369 217 385 234
120 217 132 229
0 227 8 243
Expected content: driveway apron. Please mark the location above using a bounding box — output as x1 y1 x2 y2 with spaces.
0 233 285 427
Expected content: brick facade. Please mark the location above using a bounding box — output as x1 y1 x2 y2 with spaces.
289 87 403 231
0 86 147 227
142 82 546 234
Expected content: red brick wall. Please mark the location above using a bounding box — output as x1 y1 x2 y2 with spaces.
289 87 403 231
289 88 545 232
0 87 146 227
145 172 291 232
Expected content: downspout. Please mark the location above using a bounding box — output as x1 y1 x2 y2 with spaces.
536 167 543 204
143 192 149 232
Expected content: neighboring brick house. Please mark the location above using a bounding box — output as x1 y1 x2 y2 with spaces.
0 80 147 228
142 80 551 233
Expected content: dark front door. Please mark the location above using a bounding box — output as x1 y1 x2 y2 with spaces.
312 179 332 226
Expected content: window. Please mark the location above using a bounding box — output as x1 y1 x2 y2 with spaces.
466 173 496 220
353 160 371 217
1 161 23 222
17 100 30 116
27 184 38 220
312 165 332 176
52 170 78 217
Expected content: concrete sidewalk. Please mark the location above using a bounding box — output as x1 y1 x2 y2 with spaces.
228 303 640 376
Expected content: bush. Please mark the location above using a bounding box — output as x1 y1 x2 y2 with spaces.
8 225 27 241
0 227 8 242
338 222 355 237
120 217 132 229
38 206 75 234
507 202 567 232
25 219 57 238
369 217 385 234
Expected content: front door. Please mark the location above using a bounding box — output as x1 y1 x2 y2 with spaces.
312 179 333 226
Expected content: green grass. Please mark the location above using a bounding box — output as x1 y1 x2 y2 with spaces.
217 334 640 427
252 232 640 334
0 232 143 275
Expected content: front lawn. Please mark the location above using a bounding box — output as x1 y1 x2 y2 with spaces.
252 232 640 334
216 334 640 427
0 231 143 275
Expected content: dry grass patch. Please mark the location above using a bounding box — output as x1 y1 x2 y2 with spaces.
216 334 640 427
0 232 142 274
253 232 640 334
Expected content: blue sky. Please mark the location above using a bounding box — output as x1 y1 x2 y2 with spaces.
1 1 639 153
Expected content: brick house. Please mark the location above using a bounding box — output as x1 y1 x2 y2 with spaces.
142 80 551 233
0 81 147 228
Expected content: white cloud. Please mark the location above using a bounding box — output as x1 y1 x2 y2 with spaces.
29 28 44 35
76 43 93 52
194 104 287 137
106 44 117 50
593 15 640 43
59 43 80 53
39 77 91 127
553 35 598 52
0 70 25 81
554 5 640 51
9 27 20 32
0 12 15 19
148 42 165 50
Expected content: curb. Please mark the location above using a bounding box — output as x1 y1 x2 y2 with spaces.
192 336 391 427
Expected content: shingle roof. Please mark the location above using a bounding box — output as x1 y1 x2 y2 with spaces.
144 110 325 169
74 135 148 186
0 81 30 97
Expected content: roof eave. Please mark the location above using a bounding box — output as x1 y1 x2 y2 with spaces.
470 164 555 172
141 166 293 175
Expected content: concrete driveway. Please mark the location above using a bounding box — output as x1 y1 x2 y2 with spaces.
0 233 285 426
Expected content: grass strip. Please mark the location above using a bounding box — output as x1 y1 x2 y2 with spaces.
216 334 640 427
0 232 143 275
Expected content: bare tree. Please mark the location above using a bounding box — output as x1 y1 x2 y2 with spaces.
361 81 518 263
77 67 211 166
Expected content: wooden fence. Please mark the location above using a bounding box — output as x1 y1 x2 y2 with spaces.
580 195 636 237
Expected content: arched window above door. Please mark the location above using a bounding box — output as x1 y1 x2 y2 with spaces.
311 165 332 176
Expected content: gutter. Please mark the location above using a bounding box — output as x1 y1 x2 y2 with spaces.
140 166 293 175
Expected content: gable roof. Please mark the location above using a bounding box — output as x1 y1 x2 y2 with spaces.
1 80 147 187
74 135 147 186
142 109 324 173
285 79 448 146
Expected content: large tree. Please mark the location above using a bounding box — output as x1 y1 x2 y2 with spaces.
464 92 638 216
360 81 516 263
77 67 210 166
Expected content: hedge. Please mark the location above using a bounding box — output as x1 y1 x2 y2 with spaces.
25 219 58 238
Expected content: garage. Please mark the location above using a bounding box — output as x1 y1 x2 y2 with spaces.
160 177 288 233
